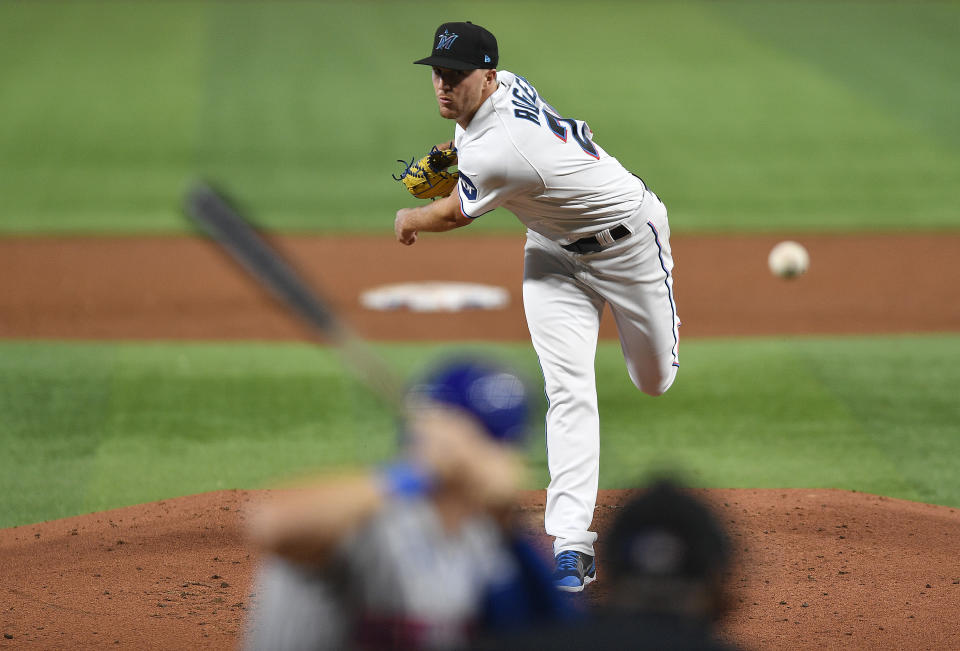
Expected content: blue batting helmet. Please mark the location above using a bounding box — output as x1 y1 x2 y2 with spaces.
410 357 531 446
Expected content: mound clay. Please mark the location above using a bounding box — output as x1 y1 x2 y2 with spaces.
2 489 958 649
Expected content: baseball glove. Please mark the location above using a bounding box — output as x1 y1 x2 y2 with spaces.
393 146 459 200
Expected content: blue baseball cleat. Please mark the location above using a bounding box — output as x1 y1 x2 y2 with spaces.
552 550 596 592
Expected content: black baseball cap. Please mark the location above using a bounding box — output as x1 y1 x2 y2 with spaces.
413 21 498 71
607 480 730 580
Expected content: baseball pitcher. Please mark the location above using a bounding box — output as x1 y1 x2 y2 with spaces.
394 22 680 592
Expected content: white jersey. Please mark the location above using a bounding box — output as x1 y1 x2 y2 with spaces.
454 70 646 243
454 76 679 566
245 498 517 651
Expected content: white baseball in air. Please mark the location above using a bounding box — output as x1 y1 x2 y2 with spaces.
768 241 809 278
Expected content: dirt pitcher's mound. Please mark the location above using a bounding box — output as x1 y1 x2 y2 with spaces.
1 489 958 650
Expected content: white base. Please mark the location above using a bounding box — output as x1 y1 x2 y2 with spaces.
360 281 509 312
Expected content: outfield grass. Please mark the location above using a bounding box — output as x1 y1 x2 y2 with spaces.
1 1 957 235
2 335 958 528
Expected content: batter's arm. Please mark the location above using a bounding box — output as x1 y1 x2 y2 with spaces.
249 473 387 566
249 407 523 565
395 192 471 246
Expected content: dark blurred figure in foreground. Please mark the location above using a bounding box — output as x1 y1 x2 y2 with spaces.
598 479 738 650
474 478 739 650
243 357 567 650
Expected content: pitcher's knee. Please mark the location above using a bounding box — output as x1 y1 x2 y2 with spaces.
631 364 678 397
642 377 673 397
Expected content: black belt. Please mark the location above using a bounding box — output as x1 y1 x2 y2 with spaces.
561 224 631 254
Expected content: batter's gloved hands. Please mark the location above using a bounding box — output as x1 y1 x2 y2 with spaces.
405 405 524 511
393 145 459 200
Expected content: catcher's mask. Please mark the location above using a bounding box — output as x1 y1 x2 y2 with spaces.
406 357 530 446
414 21 498 71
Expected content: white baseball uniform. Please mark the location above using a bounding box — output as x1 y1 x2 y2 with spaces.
454 71 681 558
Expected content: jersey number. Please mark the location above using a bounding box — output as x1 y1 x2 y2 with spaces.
542 109 599 159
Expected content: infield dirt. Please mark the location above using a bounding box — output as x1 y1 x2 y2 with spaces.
2 233 959 649
2 233 959 340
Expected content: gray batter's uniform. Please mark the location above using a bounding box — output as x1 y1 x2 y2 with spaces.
453 71 680 558
245 498 517 650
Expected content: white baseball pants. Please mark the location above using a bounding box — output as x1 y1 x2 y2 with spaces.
522 190 680 557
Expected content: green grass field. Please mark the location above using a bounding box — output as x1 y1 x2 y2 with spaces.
1 1 957 234
2 1 958 529
3 336 959 528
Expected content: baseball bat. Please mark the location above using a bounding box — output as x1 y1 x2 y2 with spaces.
183 181 404 412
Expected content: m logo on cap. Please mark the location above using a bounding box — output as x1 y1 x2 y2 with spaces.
437 30 460 50
436 30 459 50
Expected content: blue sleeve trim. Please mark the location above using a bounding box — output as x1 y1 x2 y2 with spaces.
458 191 495 219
